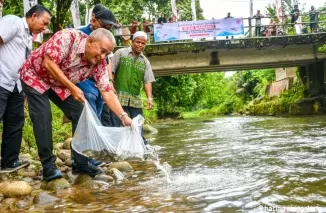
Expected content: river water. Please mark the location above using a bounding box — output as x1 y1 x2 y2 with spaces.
33 116 326 212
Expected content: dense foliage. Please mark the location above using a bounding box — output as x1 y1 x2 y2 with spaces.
2 0 204 32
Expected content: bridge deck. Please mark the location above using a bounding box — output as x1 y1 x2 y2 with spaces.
129 33 326 76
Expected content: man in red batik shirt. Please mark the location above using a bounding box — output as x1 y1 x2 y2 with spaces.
20 28 132 181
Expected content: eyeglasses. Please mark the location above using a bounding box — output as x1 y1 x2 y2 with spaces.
96 19 113 31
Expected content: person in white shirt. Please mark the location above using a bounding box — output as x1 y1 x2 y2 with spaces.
253 10 264 37
114 19 123 46
0 4 51 171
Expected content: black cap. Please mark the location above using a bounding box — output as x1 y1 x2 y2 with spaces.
93 4 116 26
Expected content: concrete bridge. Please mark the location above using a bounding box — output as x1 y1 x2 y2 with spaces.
140 33 326 77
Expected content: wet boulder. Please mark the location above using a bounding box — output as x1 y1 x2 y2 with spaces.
33 191 60 205
40 178 70 191
63 138 72 150
0 198 17 211
109 161 133 172
143 124 158 134
94 174 114 183
74 174 110 189
0 181 32 198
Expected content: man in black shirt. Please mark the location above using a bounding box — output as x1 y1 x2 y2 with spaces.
158 13 167 24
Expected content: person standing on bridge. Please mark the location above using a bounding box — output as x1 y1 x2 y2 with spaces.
309 6 318 33
253 10 264 37
291 5 300 34
109 31 155 146
225 12 234 39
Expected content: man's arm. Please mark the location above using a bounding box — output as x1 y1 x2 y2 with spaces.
144 83 153 110
106 60 116 94
100 90 132 126
0 17 19 48
43 55 85 102
143 58 155 110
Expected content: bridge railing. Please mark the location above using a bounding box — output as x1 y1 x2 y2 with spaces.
109 12 326 45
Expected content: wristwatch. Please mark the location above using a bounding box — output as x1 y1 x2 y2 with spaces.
119 112 128 120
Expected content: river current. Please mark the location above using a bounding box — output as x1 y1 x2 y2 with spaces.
31 115 326 212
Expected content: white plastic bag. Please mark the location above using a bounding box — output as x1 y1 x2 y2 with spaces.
72 101 147 161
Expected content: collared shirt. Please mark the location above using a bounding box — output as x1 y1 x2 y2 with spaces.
19 28 110 100
0 15 32 92
112 46 155 108
78 24 92 35
309 10 318 23
253 14 263 26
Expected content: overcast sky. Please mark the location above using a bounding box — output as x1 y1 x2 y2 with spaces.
200 0 325 19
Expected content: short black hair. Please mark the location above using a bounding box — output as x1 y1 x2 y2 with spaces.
25 4 53 18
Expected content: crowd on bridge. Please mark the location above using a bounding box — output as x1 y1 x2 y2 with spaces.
240 4 321 37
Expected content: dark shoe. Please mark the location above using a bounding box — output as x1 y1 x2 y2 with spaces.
72 162 103 177
43 165 63 181
89 159 104 167
1 160 30 170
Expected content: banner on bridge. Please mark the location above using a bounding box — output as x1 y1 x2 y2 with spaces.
153 18 244 42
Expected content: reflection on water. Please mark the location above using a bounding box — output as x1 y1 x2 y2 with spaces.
32 116 326 212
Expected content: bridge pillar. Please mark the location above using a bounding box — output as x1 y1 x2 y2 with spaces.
300 61 326 95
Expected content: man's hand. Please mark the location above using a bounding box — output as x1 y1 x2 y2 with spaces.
121 115 132 126
147 98 153 110
70 85 85 102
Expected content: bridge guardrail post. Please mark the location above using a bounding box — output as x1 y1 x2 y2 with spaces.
248 17 252 37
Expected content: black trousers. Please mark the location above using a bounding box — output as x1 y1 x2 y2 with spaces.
110 106 148 145
255 27 261 37
0 85 24 167
101 104 114 127
22 82 89 167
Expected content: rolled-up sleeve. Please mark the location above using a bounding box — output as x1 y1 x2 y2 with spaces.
144 58 155 83
111 49 122 74
93 61 111 92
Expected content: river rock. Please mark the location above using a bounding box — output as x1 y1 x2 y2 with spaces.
94 174 114 183
29 148 38 159
17 169 37 178
1 198 17 211
55 158 65 167
74 174 110 189
66 171 77 183
107 168 124 182
55 143 63 151
0 181 32 198
33 191 60 205
109 161 133 172
22 177 34 184
57 150 71 161
65 159 73 167
40 178 70 191
59 165 69 173
16 200 28 209
143 124 158 134
19 153 32 161
63 138 72 150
